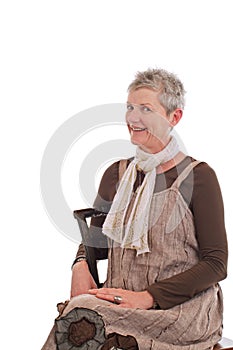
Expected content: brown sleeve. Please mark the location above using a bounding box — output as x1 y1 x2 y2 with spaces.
147 163 228 309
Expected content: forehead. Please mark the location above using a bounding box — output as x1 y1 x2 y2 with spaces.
127 87 161 106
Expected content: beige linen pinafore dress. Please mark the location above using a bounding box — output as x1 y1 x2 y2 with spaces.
46 161 223 350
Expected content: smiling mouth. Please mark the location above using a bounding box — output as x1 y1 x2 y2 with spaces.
129 125 147 132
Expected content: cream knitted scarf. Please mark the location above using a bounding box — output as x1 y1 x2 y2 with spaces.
102 136 180 255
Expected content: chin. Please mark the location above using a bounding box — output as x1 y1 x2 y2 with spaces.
130 138 140 145
130 133 149 145
130 136 143 145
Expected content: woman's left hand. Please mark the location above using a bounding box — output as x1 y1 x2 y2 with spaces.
88 287 154 310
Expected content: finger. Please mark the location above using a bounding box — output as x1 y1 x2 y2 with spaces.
95 288 113 294
97 287 124 295
95 293 115 303
88 289 98 294
90 288 114 295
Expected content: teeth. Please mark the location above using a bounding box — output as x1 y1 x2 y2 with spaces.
131 126 146 131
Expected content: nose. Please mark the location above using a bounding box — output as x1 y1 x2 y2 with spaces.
126 109 141 124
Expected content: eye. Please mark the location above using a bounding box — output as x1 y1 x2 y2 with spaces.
126 104 134 111
141 106 152 113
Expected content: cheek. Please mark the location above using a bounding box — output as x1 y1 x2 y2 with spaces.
125 113 133 125
143 114 171 133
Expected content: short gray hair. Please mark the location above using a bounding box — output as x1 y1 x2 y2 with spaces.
128 68 186 115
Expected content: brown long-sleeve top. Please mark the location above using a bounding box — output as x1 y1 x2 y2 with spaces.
75 156 228 309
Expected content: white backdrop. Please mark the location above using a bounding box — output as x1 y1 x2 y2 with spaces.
1 1 232 348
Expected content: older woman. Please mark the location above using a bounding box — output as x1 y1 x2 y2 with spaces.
43 69 228 350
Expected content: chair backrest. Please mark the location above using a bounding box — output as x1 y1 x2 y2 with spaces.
73 208 107 288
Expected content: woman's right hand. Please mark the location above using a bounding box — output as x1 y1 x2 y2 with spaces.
70 260 97 298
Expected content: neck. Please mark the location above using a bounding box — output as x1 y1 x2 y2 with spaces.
139 136 171 154
156 152 186 174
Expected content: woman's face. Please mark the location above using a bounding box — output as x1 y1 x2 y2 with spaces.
126 88 181 153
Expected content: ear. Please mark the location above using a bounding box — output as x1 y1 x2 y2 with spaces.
169 108 183 126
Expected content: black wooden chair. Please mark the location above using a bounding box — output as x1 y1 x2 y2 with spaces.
73 208 107 288
73 208 233 349
214 338 233 349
